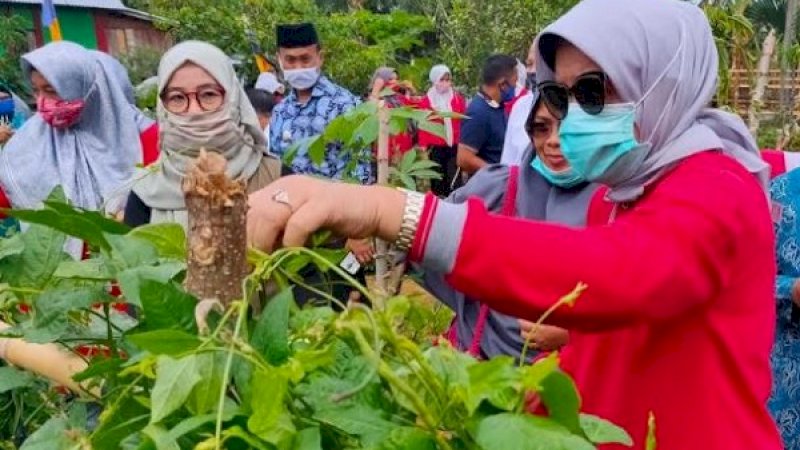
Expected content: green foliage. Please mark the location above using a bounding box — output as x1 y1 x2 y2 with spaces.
0 198 631 449
0 15 31 98
118 46 162 86
390 149 442 190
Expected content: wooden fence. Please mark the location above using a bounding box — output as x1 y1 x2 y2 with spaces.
728 69 800 119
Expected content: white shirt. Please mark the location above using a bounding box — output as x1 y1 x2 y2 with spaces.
500 92 534 166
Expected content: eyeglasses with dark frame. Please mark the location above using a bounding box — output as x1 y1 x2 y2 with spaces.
161 86 226 114
536 71 608 120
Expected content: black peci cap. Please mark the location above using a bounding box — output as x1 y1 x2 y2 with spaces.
276 23 319 49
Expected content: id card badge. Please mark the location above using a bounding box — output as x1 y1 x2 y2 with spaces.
340 252 361 275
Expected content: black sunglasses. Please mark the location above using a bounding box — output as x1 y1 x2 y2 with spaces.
537 71 607 120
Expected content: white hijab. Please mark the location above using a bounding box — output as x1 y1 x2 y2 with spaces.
426 64 454 146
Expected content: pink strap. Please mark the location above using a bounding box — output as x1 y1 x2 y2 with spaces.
451 166 519 357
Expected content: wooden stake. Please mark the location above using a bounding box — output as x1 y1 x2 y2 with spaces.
183 149 249 306
750 28 777 135
374 102 391 299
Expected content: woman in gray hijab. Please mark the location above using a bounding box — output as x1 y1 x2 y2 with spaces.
246 0 784 448
0 42 150 219
125 41 284 230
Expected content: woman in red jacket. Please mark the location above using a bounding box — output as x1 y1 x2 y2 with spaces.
417 65 467 197
0 42 158 251
247 0 782 448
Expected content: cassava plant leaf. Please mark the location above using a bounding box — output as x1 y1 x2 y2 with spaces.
127 329 202 356
579 414 633 446
472 413 595 450
129 223 186 260
137 280 197 333
539 370 582 435
0 224 66 289
117 262 185 308
251 289 293 366
150 355 202 423
0 366 34 392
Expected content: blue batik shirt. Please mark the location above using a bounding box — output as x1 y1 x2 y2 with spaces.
270 75 372 184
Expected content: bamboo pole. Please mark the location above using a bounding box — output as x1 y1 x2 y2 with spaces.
750 29 777 135
374 102 391 300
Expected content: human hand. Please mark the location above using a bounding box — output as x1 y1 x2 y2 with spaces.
518 320 570 352
0 125 13 145
247 175 407 252
346 238 375 265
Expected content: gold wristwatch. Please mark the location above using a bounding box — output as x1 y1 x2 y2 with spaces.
395 189 426 253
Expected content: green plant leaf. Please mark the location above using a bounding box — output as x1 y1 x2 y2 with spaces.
350 115 380 147
54 259 113 281
408 169 442 181
379 427 437 450
129 223 186 260
73 357 124 383
20 417 83 450
248 368 296 446
25 286 103 343
106 233 159 270
398 173 416 190
308 136 327 166
466 356 520 413
314 404 396 446
0 224 66 289
91 394 149 449
117 262 185 308
520 352 560 390
138 280 198 333
142 424 180 450
399 149 417 172
293 427 322 450
150 355 202 423
186 352 225 415
8 195 128 252
415 120 447 140
539 370 582 435
579 414 633 446
127 329 202 356
472 413 594 450
0 233 24 260
221 426 272 450
251 289 293 366
0 366 34 393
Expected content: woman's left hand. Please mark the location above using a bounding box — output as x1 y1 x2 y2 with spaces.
247 175 407 252
518 320 570 352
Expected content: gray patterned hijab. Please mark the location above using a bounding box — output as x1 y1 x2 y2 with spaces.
92 50 155 132
535 0 769 202
0 42 142 213
131 41 265 227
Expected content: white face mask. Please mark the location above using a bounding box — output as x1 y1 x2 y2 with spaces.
283 67 321 91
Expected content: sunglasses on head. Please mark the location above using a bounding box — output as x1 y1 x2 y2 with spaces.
537 71 607 120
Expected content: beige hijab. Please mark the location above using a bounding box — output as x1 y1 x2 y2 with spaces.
132 41 275 228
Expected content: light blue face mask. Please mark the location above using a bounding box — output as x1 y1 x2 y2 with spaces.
558 103 646 183
530 156 585 188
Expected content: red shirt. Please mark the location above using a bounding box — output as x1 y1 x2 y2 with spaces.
0 123 160 213
412 151 782 450
417 93 467 148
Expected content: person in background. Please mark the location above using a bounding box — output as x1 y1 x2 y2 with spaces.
270 22 370 183
767 170 800 450
417 65 467 197
0 85 30 146
246 87 279 151
245 0 784 447
502 41 538 166
255 71 285 102
0 42 158 256
457 54 517 176
125 41 283 229
368 66 415 160
92 50 159 155
425 93 585 359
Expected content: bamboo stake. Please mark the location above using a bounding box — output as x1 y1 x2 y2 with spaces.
374 102 391 300
750 28 777 135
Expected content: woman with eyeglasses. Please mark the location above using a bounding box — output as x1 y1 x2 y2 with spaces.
125 41 284 229
423 92 601 360
0 42 159 251
246 0 782 447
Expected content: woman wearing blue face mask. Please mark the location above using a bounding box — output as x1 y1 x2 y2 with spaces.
0 86 29 147
246 0 782 447
456 54 518 177
423 94 606 360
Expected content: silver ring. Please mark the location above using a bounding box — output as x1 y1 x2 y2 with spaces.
271 189 293 212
